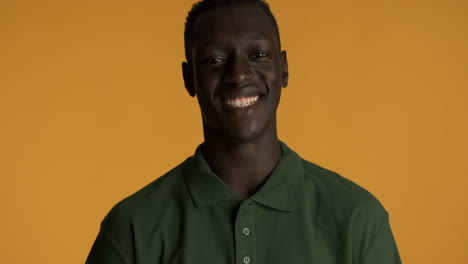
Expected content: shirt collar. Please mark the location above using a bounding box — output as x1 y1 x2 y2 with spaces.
184 140 304 212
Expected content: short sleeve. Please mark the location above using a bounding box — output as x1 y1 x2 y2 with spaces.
85 230 133 264
361 213 401 264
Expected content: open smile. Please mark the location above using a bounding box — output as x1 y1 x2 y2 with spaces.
222 95 261 108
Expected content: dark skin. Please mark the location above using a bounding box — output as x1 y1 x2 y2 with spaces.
182 4 289 197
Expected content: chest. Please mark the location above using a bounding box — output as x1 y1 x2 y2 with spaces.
133 201 350 264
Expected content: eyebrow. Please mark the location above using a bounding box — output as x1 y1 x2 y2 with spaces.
198 40 225 48
197 33 272 47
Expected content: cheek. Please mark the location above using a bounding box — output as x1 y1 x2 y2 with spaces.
194 74 220 113
196 70 222 94
260 70 282 91
256 62 282 79
260 70 282 105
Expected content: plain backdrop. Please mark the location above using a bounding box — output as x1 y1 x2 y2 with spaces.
2 0 468 263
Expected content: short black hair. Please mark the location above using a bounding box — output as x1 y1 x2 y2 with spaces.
184 0 281 62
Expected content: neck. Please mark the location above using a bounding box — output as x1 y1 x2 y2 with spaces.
202 127 281 198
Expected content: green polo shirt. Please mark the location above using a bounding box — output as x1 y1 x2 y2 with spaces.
86 141 401 264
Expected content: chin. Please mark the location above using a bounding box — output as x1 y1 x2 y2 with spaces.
231 133 260 143
227 125 266 143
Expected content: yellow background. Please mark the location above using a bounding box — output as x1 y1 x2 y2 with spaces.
2 0 467 263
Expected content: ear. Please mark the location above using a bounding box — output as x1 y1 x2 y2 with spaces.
280 50 289 88
182 61 196 97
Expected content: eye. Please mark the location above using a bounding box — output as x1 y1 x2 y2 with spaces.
202 57 226 66
251 51 271 61
209 58 223 63
254 52 268 58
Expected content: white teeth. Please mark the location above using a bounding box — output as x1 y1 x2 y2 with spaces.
224 95 260 108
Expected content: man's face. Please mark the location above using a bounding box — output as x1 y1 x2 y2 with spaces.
183 4 288 142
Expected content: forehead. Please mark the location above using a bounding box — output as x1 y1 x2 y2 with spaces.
190 4 279 48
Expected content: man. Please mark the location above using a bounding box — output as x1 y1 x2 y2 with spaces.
86 0 401 263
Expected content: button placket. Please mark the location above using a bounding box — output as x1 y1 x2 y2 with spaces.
234 200 257 264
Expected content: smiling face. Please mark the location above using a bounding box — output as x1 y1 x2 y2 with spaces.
182 4 288 142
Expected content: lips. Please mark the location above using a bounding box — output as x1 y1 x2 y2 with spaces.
223 95 260 108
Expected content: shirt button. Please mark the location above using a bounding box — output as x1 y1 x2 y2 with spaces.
243 256 251 264
242 227 250 236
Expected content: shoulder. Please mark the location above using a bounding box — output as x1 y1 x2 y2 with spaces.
301 158 385 212
300 159 400 263
99 158 191 239
88 158 193 262
300 159 387 232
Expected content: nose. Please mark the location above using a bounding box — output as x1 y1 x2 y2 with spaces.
223 56 254 86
